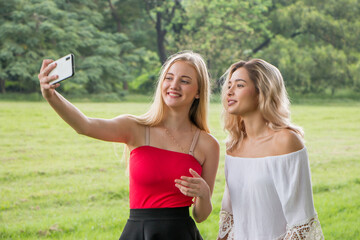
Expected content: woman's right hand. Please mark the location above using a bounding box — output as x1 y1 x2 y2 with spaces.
37 59 137 144
38 59 61 100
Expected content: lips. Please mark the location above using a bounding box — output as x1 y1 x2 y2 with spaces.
167 91 182 97
227 99 237 106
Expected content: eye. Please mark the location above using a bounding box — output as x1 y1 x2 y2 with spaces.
181 79 190 84
237 84 244 88
165 77 173 81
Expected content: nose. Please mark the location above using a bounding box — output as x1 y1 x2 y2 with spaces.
227 85 234 96
170 78 180 89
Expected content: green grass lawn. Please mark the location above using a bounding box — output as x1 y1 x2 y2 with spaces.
1 100 360 239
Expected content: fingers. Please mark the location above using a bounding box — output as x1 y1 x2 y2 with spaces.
175 178 203 198
42 82 60 90
175 178 198 189
190 168 201 178
174 168 206 197
38 59 56 81
40 74 57 84
40 59 54 72
175 178 198 197
177 187 197 197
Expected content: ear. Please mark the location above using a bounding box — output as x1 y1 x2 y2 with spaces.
195 91 200 99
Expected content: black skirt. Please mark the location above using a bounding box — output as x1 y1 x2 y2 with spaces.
119 207 203 240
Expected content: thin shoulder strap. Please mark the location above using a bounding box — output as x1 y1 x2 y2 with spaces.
189 129 201 156
145 126 150 146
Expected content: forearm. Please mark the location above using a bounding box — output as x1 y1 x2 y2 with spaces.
192 194 212 223
46 91 90 134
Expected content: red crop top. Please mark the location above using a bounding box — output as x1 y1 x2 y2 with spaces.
129 127 203 209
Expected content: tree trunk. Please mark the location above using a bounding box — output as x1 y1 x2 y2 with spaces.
156 12 167 64
123 81 128 90
0 78 5 93
331 87 335 96
108 0 122 32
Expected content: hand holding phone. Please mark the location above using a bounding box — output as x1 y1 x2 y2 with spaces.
48 54 75 85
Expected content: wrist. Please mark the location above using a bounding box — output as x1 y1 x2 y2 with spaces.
197 189 211 202
42 90 55 101
200 185 211 200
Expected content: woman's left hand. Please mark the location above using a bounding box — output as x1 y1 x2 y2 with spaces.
175 168 210 199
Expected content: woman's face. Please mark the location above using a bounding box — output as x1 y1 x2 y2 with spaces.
225 67 258 116
161 61 199 110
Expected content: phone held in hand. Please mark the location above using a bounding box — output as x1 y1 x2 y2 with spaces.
49 54 75 85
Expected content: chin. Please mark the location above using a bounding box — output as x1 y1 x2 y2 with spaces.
228 111 241 116
226 106 239 115
163 100 181 108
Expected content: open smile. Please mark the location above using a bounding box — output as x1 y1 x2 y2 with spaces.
167 91 182 97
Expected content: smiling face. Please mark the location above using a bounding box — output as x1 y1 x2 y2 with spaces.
161 61 200 110
226 67 259 116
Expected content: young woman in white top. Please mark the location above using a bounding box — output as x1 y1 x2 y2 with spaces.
217 59 324 240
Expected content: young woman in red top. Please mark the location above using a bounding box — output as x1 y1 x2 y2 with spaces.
38 51 220 240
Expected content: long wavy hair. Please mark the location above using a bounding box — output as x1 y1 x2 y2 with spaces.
130 50 211 133
221 59 304 151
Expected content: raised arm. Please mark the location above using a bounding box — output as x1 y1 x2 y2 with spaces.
38 59 136 144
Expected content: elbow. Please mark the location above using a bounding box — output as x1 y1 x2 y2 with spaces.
193 205 212 223
75 118 91 136
194 210 210 223
76 128 87 135
194 216 207 223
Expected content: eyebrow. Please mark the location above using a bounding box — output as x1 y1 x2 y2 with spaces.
228 79 247 84
166 72 192 80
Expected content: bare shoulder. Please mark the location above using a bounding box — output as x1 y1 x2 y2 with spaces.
197 131 220 159
113 114 137 124
112 114 145 145
199 131 220 149
273 129 304 155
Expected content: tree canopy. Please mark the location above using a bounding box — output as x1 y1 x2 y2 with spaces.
0 0 359 95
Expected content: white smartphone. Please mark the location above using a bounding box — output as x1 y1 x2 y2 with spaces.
49 54 75 85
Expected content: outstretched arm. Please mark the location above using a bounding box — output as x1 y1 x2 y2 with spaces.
38 59 135 144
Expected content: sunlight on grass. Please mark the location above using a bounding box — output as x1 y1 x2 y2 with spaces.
1 101 359 239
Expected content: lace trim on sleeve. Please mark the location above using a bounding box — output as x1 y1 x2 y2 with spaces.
282 215 324 240
217 211 234 240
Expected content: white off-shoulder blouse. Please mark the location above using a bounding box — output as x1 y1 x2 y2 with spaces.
218 147 324 240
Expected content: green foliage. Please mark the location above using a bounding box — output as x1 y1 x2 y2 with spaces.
264 0 360 95
0 0 151 94
128 51 161 94
0 0 359 96
172 0 273 91
170 0 360 94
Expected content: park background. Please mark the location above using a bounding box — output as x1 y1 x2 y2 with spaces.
0 0 359 239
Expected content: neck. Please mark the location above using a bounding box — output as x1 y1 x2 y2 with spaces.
241 111 270 140
161 108 193 131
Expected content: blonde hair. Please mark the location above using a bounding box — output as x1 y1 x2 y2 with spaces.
130 50 211 133
221 59 304 151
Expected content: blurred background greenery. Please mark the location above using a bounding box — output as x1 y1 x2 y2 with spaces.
0 0 359 99
1 1 360 239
